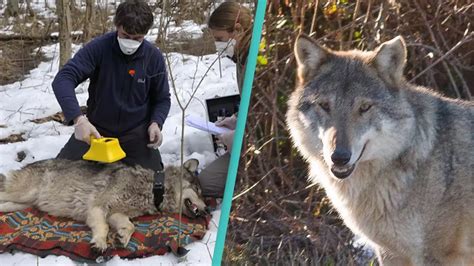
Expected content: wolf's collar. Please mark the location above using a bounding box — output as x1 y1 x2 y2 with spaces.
153 170 165 208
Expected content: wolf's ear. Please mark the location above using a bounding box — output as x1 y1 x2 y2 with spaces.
373 36 407 86
294 34 328 82
183 159 199 173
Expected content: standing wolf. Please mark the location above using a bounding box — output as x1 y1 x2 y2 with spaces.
286 34 473 265
0 159 206 252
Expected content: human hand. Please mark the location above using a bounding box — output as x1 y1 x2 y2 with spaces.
73 115 101 145
215 114 237 130
147 122 163 149
216 130 234 152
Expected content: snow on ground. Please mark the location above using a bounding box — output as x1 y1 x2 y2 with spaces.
0 21 236 265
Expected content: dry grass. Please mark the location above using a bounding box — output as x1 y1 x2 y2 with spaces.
0 132 25 144
0 40 44 85
157 28 216 56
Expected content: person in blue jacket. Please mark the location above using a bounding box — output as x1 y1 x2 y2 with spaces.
52 0 170 205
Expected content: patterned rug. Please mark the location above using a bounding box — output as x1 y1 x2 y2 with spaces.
0 208 210 263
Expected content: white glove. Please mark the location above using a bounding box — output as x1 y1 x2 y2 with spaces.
147 122 163 149
217 130 234 152
74 115 101 145
215 114 237 130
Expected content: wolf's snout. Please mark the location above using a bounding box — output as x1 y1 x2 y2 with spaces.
330 148 355 179
184 198 207 218
331 149 351 166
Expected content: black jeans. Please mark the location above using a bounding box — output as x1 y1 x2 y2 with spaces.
56 124 165 202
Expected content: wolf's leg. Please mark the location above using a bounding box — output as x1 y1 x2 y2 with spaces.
86 206 109 252
0 192 15 201
0 189 37 203
0 202 31 212
107 213 135 247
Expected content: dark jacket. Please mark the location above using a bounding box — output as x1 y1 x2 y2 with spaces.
52 31 171 135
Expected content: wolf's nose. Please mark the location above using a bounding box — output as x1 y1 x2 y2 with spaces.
331 149 351 166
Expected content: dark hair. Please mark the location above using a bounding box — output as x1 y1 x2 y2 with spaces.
113 0 154 35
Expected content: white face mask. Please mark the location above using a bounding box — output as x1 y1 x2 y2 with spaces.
215 39 236 58
117 37 142 55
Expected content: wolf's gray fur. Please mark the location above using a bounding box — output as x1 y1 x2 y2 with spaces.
286 34 473 265
0 174 5 191
0 159 206 251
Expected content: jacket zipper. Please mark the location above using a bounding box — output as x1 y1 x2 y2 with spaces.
116 59 132 134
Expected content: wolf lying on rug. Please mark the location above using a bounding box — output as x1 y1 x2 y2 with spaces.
0 159 207 252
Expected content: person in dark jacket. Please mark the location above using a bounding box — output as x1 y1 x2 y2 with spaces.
52 0 170 204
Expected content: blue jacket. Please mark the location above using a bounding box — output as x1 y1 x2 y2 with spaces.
52 31 171 135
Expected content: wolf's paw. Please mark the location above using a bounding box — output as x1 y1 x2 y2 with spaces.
90 236 108 252
117 223 135 247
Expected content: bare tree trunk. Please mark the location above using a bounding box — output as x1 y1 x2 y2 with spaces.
69 0 78 13
83 0 94 43
102 0 109 34
57 0 72 68
5 0 19 18
26 0 35 17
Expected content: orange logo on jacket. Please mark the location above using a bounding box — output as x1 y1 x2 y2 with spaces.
128 69 135 77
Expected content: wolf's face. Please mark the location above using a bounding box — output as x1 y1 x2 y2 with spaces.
165 159 207 218
287 35 415 180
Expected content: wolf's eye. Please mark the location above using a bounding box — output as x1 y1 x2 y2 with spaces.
319 102 330 112
359 103 372 113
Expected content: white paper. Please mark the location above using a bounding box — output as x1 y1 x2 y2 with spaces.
185 114 232 135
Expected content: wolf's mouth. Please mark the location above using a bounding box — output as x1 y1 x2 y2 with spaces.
184 198 208 218
330 143 367 179
331 164 355 179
